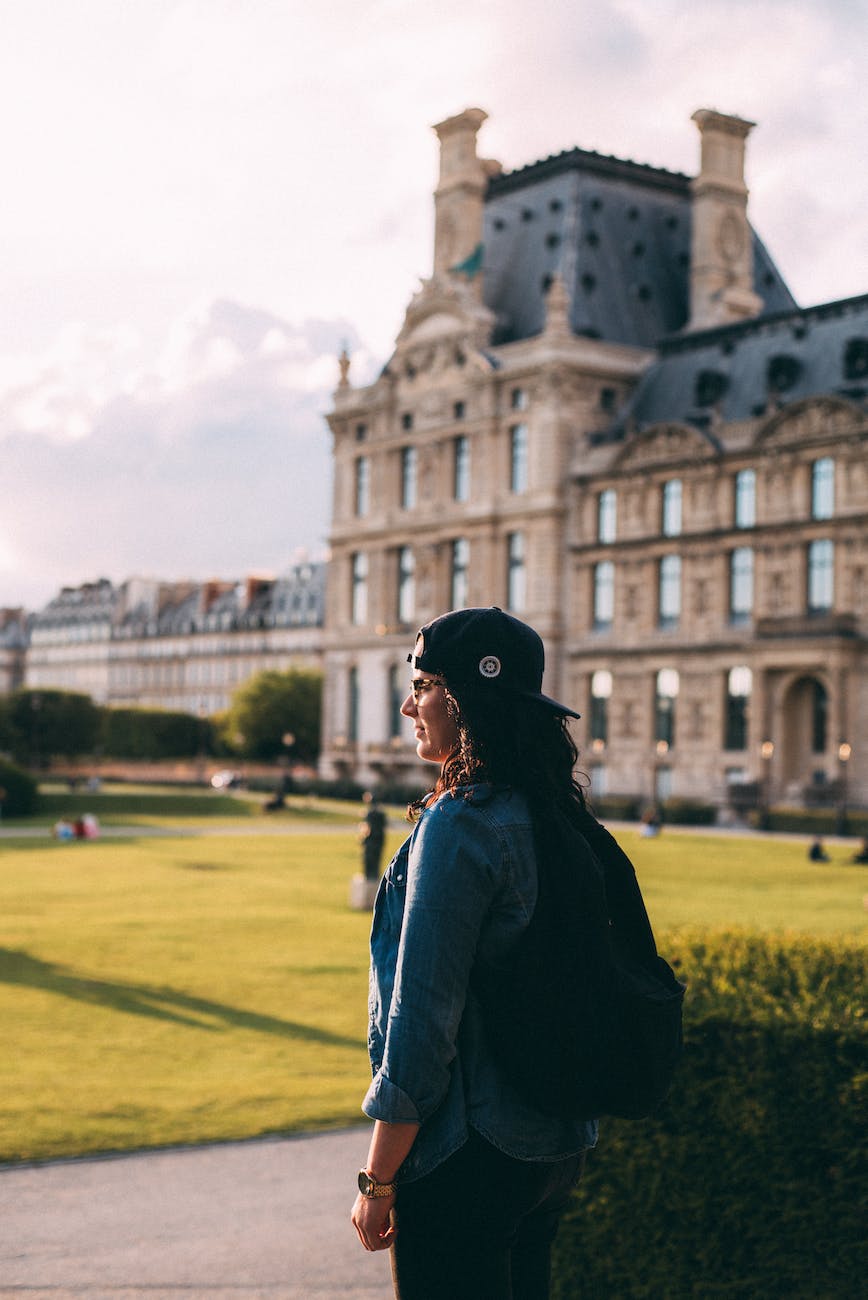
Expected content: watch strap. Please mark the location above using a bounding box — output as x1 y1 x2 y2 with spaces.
358 1168 397 1198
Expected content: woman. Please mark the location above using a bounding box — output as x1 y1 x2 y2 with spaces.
351 607 598 1299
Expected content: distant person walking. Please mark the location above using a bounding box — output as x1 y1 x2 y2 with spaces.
360 792 387 882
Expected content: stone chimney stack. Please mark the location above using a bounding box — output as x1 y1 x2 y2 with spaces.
689 109 764 330
432 108 496 280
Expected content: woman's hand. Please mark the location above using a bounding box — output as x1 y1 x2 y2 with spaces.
351 1190 397 1251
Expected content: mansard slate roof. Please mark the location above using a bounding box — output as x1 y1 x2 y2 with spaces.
605 292 868 438
482 147 795 347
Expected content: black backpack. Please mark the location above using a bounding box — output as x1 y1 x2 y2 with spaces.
475 805 685 1121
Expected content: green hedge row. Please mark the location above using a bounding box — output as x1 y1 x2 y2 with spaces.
552 931 866 1299
0 758 38 817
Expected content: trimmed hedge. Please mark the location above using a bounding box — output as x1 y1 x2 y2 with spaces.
749 807 868 838
552 931 866 1299
0 758 38 817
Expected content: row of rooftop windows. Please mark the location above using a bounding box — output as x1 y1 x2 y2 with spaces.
592 538 836 632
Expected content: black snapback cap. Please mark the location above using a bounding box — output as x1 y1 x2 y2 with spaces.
408 607 579 718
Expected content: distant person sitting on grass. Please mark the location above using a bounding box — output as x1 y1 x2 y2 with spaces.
808 837 830 863
851 837 868 864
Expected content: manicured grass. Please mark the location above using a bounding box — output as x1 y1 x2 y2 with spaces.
0 824 863 1163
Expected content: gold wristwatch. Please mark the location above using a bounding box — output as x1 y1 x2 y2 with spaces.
358 1169 397 1198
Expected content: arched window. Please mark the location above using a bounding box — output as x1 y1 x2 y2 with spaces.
655 669 679 748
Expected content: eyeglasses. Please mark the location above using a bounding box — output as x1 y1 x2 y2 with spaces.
409 677 444 702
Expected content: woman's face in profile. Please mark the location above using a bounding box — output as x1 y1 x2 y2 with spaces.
401 673 460 764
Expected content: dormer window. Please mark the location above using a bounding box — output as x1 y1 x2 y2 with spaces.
767 354 801 393
843 337 868 381
695 369 728 407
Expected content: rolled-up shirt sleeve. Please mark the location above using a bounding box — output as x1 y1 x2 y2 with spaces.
363 796 507 1125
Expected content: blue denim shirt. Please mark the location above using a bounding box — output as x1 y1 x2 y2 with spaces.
363 783 598 1183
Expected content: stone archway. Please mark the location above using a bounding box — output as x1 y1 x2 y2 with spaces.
780 675 829 790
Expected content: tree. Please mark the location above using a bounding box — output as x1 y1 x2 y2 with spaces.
225 669 322 762
4 689 101 767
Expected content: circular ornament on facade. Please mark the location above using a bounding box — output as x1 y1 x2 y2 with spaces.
717 210 745 263
479 655 501 679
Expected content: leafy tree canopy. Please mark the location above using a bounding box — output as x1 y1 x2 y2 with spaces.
224 669 322 762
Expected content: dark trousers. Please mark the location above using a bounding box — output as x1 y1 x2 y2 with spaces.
390 1132 586 1300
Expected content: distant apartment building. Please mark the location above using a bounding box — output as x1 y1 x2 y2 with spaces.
0 609 28 694
24 564 325 714
321 106 867 811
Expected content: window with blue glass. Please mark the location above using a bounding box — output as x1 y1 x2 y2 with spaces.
807 539 834 612
400 446 417 510
507 532 527 611
510 424 529 493
655 668 679 747
593 561 614 629
658 554 681 627
598 489 617 544
397 546 415 623
453 436 470 502
451 538 470 610
351 552 368 625
590 669 612 742
811 458 834 520
725 666 752 751
348 666 359 742
734 468 756 528
388 665 403 739
662 479 682 537
729 547 754 623
355 456 370 517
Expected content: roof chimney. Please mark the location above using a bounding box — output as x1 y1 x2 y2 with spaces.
432 108 496 283
689 109 763 330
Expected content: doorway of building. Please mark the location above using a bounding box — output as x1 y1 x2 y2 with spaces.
780 675 828 791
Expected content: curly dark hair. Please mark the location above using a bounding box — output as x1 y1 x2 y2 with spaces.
409 679 588 820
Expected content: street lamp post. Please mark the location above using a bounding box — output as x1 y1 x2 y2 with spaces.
759 740 775 830
835 742 852 837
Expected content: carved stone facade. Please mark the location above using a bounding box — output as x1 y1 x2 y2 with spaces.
323 106 867 811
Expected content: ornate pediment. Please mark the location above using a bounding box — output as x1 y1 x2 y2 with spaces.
755 396 865 449
612 422 720 471
394 273 496 371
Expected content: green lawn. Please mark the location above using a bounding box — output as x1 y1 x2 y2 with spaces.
0 821 864 1163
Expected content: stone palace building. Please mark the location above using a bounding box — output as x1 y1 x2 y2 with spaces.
321 106 867 812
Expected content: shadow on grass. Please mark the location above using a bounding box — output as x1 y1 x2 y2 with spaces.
0 947 363 1049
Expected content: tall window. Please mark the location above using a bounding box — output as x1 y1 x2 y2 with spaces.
400 447 417 510
593 561 614 630
655 668 679 748
729 547 754 624
734 469 756 528
807 539 834 612
725 666 752 751
507 532 527 611
354 456 370 517
451 538 470 610
388 664 403 739
598 489 617 544
662 479 682 537
812 680 828 754
811 458 834 520
510 424 529 493
350 552 368 625
453 436 470 502
658 554 681 627
590 669 612 744
511 387 528 411
348 666 359 743
397 546 415 624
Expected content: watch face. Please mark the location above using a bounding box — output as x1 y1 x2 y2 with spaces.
358 1170 374 1196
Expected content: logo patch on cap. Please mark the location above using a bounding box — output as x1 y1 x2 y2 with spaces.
479 655 501 679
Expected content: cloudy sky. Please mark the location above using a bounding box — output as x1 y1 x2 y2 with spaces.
2 0 866 609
